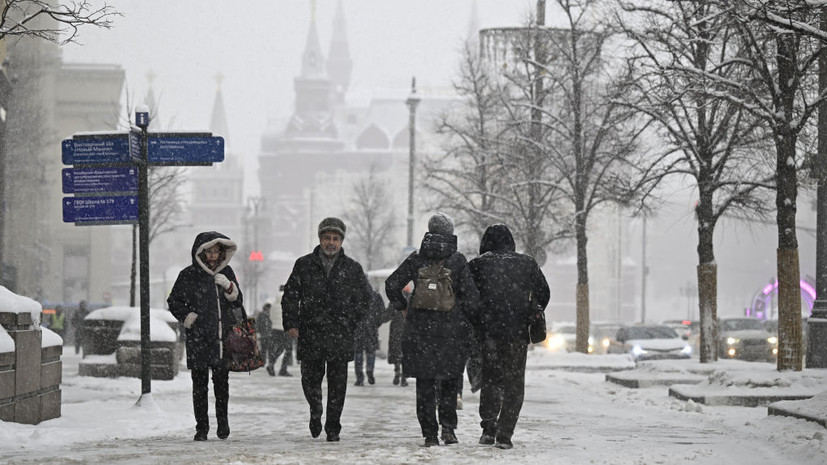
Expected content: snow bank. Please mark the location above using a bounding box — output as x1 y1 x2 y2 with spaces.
40 327 63 348
0 285 42 325
0 325 13 353
86 306 177 324
117 314 177 342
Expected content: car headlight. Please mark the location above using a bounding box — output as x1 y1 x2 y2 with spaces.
767 336 778 344
631 345 647 356
726 337 739 345
546 335 565 350
681 345 692 355
602 338 610 348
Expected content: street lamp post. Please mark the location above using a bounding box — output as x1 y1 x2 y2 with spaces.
248 196 265 313
405 77 421 248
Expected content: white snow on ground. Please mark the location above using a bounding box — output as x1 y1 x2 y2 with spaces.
0 347 825 464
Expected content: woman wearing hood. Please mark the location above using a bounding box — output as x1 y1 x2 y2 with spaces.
468 224 549 450
168 231 243 441
385 212 480 447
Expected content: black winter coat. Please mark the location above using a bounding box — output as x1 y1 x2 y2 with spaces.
354 290 384 352
385 232 480 379
468 224 550 343
168 231 244 369
282 246 371 363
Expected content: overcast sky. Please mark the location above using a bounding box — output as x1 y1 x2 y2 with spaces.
61 0 541 196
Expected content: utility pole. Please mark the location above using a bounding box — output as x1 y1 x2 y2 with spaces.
641 216 647 324
135 106 152 399
405 77 420 248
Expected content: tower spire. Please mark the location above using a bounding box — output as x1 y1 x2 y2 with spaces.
300 1 325 78
209 72 230 143
327 0 352 99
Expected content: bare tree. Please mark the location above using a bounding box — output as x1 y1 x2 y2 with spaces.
503 0 654 353
426 42 512 243
343 165 396 271
615 0 777 362
696 0 826 370
0 0 118 45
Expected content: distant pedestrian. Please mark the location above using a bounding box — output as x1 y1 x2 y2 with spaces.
268 287 293 377
72 300 89 355
385 286 409 387
353 288 384 386
51 306 66 341
282 217 372 442
385 212 480 447
468 224 550 450
167 231 243 442
256 301 276 376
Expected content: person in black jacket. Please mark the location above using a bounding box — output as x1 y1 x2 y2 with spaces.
468 224 549 450
385 212 480 447
282 217 371 442
353 288 384 386
168 231 243 442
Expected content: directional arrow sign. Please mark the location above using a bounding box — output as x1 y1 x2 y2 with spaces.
63 195 139 225
62 133 133 166
147 133 224 165
62 166 139 195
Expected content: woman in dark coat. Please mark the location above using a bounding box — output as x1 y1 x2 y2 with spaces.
468 224 549 450
385 213 480 447
168 231 243 442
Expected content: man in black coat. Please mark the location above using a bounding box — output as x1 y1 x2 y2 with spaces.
385 212 480 447
282 217 371 442
468 224 550 450
168 231 243 441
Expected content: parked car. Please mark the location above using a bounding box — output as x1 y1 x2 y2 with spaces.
607 325 693 361
662 319 698 341
589 322 624 355
546 323 577 352
718 317 777 362
763 318 807 356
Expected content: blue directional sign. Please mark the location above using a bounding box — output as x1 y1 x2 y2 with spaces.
62 133 133 166
63 195 139 225
147 133 224 165
62 167 139 195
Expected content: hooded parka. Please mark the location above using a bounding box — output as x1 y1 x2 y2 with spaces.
168 231 243 369
282 246 371 363
468 224 550 343
385 232 480 379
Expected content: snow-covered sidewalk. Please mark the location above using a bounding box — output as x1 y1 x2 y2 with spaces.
1 348 826 464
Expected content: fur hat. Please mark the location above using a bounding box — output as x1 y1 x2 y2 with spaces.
318 217 346 239
428 212 454 236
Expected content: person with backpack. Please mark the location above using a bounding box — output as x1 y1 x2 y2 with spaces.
385 212 480 447
468 224 550 450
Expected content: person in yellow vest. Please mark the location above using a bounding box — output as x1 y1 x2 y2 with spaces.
51 306 66 341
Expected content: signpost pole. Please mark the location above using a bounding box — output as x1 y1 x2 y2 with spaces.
136 109 152 397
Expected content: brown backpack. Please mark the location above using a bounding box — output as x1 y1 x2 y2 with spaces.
410 260 455 311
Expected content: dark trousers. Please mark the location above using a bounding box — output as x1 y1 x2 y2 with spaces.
301 359 348 435
191 365 229 434
415 377 458 438
479 339 527 440
268 330 293 372
353 350 376 380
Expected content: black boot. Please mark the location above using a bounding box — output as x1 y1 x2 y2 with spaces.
367 371 375 385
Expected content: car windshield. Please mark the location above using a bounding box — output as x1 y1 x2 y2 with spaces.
555 326 576 334
624 326 678 340
721 319 764 331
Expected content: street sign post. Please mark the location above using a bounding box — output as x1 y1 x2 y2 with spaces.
62 195 139 225
62 166 139 195
147 133 224 165
62 133 134 165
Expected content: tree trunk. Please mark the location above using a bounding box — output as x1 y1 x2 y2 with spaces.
697 263 718 363
576 283 590 354
777 248 803 370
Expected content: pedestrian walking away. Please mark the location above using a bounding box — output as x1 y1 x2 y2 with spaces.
282 217 372 442
268 286 293 377
385 212 481 447
167 231 243 442
468 224 550 450
353 287 384 386
384 286 409 387
72 300 89 355
256 300 277 376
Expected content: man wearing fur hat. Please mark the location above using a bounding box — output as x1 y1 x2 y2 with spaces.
282 217 372 442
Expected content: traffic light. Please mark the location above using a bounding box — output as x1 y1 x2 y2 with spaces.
248 250 264 262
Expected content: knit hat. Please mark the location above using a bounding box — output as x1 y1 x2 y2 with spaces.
318 217 346 239
428 212 454 236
